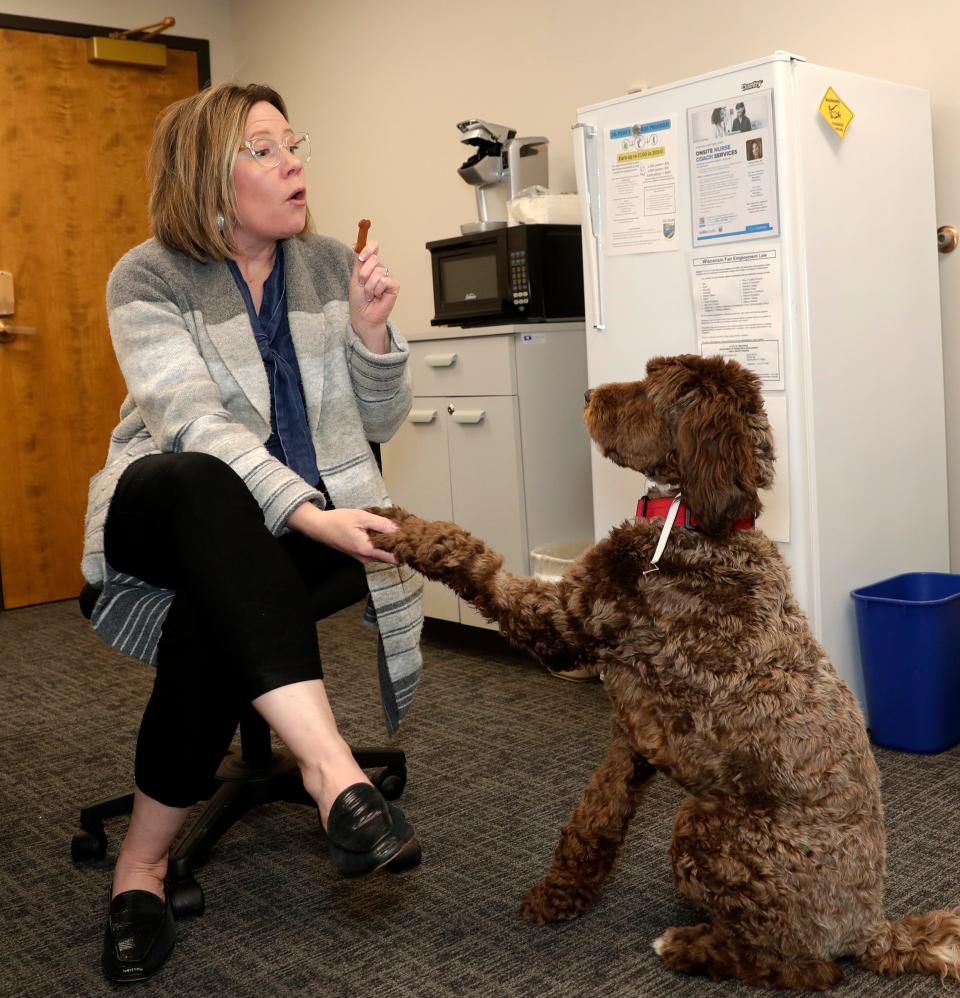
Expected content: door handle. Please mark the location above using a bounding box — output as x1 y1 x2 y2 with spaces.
572 120 605 331
448 407 486 424
0 320 37 344
424 353 457 367
407 409 438 424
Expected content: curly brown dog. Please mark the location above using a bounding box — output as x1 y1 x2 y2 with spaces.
369 354 960 990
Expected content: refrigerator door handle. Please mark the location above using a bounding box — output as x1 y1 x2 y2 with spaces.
572 122 605 331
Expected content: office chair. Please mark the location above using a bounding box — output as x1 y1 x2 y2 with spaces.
71 446 409 917
71 582 408 916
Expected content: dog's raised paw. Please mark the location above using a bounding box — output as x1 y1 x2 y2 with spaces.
366 507 427 561
366 505 415 527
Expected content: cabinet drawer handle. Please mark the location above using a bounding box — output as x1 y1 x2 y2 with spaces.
424 352 457 367
408 409 437 424
450 409 486 424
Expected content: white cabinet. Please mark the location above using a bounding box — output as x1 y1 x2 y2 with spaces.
382 323 593 627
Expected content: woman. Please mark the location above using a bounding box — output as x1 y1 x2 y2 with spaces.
82 83 424 983
710 105 729 137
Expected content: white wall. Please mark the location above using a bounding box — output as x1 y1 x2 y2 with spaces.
8 1 960 568
229 0 960 568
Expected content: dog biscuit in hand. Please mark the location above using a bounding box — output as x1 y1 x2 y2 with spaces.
354 218 371 255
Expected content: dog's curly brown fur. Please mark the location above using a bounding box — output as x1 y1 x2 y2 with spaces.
370 354 960 990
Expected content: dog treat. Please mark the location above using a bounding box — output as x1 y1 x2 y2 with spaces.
354 218 371 255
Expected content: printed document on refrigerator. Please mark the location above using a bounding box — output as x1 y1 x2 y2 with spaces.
757 394 790 543
687 90 780 245
689 247 785 390
604 115 680 254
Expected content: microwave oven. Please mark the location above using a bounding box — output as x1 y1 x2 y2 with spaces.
425 223 584 327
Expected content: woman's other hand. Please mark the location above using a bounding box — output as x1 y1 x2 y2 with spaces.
349 237 399 353
287 502 398 564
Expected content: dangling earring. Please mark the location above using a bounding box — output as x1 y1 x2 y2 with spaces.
216 212 225 232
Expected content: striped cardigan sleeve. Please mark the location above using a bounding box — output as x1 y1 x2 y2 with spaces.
106 258 321 533
299 236 413 444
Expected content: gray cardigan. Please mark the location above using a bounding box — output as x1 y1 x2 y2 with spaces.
81 234 423 733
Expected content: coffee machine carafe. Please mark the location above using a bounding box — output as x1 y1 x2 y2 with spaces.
456 119 548 234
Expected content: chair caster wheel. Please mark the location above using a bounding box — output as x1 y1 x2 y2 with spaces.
71 827 107 862
167 877 205 919
374 770 406 801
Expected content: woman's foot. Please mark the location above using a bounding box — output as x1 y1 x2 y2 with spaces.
299 732 377 828
383 803 422 873
324 783 416 877
109 789 190 900
102 790 187 982
110 855 168 900
104 852 173 982
102 890 176 983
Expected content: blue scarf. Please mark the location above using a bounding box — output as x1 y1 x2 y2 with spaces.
227 243 321 488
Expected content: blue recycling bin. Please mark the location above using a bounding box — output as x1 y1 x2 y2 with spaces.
851 573 960 754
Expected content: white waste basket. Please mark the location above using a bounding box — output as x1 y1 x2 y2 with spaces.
530 539 597 682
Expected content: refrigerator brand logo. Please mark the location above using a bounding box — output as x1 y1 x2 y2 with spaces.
741 80 763 91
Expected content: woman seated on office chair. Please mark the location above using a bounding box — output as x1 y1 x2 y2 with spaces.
81 82 424 983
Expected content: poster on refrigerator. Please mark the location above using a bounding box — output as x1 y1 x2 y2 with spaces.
687 90 780 245
604 115 679 255
688 247 785 390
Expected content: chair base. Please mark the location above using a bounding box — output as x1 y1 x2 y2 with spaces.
72 743 407 917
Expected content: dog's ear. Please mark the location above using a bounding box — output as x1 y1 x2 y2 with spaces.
672 363 775 537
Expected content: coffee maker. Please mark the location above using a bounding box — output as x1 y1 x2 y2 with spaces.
456 119 548 234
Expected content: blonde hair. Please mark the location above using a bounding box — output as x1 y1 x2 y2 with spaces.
147 83 311 260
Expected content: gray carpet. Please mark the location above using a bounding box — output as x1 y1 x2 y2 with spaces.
2 598 959 997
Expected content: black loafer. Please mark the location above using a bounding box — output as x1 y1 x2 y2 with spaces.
384 803 422 873
325 783 415 877
102 890 175 983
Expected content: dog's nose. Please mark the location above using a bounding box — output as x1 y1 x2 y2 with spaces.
584 388 594 404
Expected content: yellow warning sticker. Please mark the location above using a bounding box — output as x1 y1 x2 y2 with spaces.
819 87 855 138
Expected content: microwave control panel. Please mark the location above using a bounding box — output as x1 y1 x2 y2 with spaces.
509 250 530 310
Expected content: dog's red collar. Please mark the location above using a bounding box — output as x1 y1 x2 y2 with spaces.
637 495 755 532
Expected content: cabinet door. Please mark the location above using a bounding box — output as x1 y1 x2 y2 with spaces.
446 395 527 630
380 400 460 622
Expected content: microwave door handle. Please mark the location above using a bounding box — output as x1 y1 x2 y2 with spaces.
572 121 605 331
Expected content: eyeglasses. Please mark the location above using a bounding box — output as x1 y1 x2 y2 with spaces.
239 132 311 169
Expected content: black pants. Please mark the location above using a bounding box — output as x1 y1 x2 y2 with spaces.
103 452 368 808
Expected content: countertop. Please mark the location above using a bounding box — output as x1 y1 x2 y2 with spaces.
405 321 585 342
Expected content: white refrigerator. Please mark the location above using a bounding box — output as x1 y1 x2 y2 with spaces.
573 51 949 711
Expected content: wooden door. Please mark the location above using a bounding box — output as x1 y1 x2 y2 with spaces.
0 21 203 607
